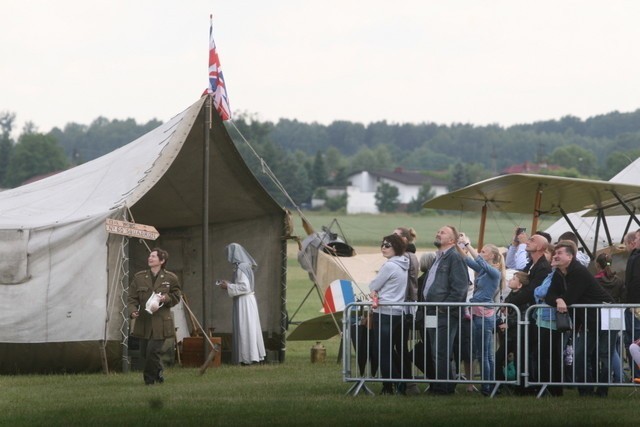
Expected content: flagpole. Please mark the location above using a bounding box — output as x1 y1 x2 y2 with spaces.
201 14 229 362
202 93 211 346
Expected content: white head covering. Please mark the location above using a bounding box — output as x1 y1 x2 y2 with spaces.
226 243 257 268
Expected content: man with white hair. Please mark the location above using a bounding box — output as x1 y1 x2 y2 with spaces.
520 233 552 390
525 234 551 294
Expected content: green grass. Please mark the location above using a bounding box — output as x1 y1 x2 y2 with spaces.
1 347 638 426
298 212 557 247
0 212 636 426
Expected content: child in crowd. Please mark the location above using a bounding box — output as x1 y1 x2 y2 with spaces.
496 272 530 381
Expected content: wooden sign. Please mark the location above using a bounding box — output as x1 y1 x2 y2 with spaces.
105 218 159 240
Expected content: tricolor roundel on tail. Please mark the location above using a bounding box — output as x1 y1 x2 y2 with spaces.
323 280 355 314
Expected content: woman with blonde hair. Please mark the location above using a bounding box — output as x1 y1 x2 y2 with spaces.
394 226 418 253
458 234 504 396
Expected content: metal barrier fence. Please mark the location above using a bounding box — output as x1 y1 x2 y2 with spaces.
524 303 637 398
342 301 640 397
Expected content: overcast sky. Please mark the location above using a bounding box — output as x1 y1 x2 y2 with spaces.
2 0 640 135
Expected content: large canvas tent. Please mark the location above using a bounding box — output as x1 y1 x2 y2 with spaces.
0 97 288 373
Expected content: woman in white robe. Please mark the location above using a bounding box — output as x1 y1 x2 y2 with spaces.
218 243 266 365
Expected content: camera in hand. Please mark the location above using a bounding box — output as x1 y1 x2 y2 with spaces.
515 227 526 236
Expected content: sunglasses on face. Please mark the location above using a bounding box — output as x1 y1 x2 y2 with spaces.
381 241 392 249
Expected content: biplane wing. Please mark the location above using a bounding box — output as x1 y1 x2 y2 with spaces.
423 173 640 215
582 194 640 217
287 311 345 341
423 173 640 257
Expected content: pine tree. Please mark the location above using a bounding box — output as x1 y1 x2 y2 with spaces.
311 150 328 188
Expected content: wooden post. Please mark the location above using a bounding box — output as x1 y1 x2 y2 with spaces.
478 204 487 249
531 185 543 234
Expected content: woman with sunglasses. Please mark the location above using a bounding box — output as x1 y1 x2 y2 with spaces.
369 233 410 395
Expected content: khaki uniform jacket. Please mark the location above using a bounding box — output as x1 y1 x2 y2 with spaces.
127 269 181 339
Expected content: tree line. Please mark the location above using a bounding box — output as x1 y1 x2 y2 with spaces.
1 108 639 210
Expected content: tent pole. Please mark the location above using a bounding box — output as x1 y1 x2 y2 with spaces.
202 96 211 347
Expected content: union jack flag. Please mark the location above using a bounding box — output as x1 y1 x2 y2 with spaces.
203 15 231 121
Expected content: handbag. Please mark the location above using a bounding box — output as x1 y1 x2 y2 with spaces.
556 311 573 333
555 275 573 333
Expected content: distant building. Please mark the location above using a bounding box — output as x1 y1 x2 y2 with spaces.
345 168 448 214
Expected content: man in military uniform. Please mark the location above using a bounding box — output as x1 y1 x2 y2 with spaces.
127 247 181 385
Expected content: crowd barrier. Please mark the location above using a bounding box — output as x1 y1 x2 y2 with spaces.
524 303 637 397
341 301 640 397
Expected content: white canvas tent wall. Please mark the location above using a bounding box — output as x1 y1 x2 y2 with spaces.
0 97 287 373
545 156 640 250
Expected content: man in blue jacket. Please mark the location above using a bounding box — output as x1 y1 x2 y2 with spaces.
423 225 469 394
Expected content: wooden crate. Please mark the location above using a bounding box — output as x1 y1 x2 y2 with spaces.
180 336 221 367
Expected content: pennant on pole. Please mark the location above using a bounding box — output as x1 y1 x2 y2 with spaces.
203 15 231 121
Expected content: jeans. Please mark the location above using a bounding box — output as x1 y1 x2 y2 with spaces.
427 309 459 394
599 331 623 383
453 315 472 378
472 314 495 393
372 313 403 388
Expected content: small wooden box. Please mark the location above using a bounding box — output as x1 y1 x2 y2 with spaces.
180 336 221 367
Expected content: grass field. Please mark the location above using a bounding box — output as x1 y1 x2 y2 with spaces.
298 211 557 247
1 213 636 426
